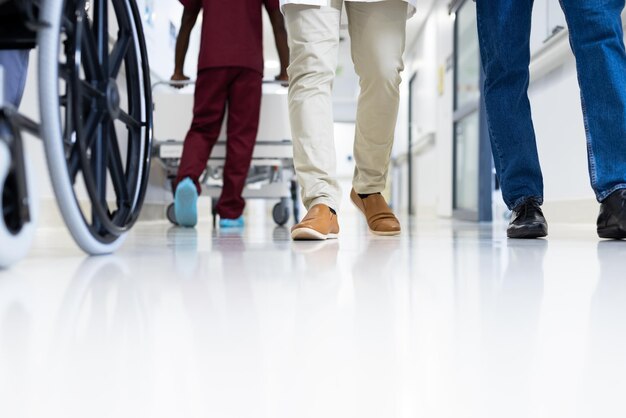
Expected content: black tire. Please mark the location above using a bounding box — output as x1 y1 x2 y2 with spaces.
272 202 290 227
166 203 178 225
39 0 153 255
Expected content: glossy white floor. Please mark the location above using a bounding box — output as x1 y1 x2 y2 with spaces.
1 203 625 418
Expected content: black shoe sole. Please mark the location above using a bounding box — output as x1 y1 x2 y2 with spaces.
597 225 626 240
507 224 548 239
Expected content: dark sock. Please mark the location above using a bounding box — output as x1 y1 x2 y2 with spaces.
358 192 381 199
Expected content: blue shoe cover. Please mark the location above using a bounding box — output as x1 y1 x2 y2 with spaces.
219 216 244 228
174 178 198 227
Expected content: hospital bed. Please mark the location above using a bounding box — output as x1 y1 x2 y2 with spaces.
0 0 153 268
153 80 299 227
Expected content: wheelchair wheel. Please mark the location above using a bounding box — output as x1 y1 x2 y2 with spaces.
38 0 152 255
0 141 38 269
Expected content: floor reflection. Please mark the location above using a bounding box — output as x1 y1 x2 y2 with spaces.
0 270 34 416
0 219 625 417
44 256 153 418
579 241 626 418
479 239 547 418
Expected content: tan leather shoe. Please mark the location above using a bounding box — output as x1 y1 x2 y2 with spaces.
291 204 340 241
350 189 401 236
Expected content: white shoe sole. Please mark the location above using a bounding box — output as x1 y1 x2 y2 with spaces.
291 227 339 241
369 229 401 237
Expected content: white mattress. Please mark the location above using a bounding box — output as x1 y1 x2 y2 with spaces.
153 82 291 144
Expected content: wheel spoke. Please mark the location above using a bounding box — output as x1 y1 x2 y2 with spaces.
109 35 130 78
118 110 142 130
80 79 105 99
67 109 102 183
59 64 71 81
63 123 74 150
62 86 73 138
80 14 104 81
91 117 110 230
62 15 75 35
107 121 131 206
68 147 81 183
81 107 105 146
93 0 110 77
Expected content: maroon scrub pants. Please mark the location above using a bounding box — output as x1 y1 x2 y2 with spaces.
175 67 262 219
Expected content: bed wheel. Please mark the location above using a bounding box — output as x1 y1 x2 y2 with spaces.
166 203 178 226
272 200 290 227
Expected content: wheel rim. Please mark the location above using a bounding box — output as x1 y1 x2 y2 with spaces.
57 0 152 244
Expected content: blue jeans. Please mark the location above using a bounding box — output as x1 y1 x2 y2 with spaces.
0 50 29 136
476 0 626 209
0 50 30 108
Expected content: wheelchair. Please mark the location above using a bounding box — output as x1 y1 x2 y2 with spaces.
0 0 153 268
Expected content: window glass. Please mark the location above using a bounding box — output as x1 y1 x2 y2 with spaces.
454 112 480 213
455 2 480 110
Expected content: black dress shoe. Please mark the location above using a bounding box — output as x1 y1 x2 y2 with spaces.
597 189 626 239
507 199 548 239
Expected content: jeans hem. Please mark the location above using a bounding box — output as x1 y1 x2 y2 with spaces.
510 195 544 211
597 184 626 202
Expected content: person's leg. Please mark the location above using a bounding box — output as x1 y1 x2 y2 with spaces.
0 50 30 138
559 0 626 201
217 67 263 222
175 68 230 194
284 1 342 212
475 0 542 210
174 68 230 227
0 50 30 108
345 0 405 236
346 0 406 195
559 0 626 238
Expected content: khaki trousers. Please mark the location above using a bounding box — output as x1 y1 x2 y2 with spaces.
284 0 407 211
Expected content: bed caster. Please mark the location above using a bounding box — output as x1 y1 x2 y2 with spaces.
273 200 290 227
166 203 178 225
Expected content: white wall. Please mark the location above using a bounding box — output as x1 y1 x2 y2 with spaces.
135 0 198 81
397 2 455 218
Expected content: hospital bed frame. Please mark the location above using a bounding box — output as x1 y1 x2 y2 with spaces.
152 80 299 227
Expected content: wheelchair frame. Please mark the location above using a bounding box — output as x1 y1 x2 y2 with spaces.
0 0 153 267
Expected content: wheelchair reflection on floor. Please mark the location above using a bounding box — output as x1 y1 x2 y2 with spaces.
0 0 153 268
